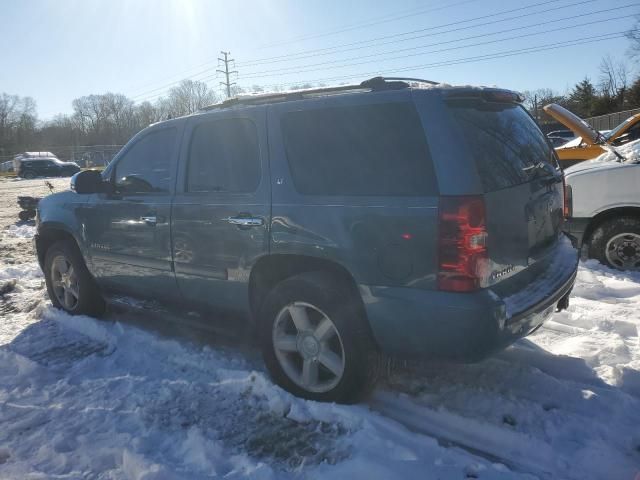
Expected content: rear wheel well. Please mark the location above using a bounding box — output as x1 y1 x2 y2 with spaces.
36 228 79 267
583 207 640 246
249 255 362 320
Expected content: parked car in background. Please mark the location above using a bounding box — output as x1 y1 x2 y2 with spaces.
547 129 575 140
548 136 569 148
18 157 80 179
35 77 578 403
13 152 58 171
564 139 640 271
544 105 640 167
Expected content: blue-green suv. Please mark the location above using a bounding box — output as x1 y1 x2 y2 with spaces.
35 77 578 403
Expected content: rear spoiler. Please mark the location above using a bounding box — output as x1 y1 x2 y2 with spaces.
444 88 525 104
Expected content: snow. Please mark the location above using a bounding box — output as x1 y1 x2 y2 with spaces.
1 178 639 479
593 138 640 164
5 224 36 239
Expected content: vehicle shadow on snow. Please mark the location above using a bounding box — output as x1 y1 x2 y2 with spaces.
0 307 353 473
381 337 640 400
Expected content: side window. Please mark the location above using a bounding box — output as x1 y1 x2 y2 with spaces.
114 127 177 193
187 118 260 193
280 102 437 196
447 103 557 192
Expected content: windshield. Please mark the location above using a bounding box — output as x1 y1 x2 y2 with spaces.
603 116 635 140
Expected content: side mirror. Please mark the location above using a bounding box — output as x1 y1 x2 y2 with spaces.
71 170 107 194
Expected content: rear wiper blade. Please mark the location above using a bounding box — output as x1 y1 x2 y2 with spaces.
522 162 559 183
521 161 545 173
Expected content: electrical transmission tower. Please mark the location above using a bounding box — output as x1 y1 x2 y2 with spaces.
217 51 237 98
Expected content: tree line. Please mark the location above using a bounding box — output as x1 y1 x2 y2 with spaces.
524 55 639 125
0 79 218 161
1 54 639 162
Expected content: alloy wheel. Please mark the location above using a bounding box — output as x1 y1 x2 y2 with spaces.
50 254 80 310
272 301 345 393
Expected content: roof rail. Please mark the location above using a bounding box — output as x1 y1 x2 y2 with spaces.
383 76 439 85
200 76 435 111
203 83 367 111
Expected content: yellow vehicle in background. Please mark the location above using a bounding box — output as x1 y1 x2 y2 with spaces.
543 104 640 168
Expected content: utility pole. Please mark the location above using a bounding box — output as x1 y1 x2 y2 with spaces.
217 51 237 98
533 94 539 122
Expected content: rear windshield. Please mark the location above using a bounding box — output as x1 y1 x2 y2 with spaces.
447 101 557 192
281 102 438 196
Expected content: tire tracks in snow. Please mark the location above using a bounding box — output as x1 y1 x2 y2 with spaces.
368 390 558 479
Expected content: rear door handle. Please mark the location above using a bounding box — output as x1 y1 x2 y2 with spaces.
140 216 157 226
225 216 264 227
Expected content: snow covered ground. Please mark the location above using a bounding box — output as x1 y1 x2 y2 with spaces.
0 178 639 479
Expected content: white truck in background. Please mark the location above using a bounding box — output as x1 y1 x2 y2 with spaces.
564 140 640 271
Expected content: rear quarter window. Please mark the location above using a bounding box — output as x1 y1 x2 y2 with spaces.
280 102 438 196
447 101 557 192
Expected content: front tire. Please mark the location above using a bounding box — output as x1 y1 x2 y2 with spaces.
587 217 640 271
259 271 376 403
44 240 105 316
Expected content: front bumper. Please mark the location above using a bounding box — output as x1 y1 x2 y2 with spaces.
33 234 45 270
359 236 578 361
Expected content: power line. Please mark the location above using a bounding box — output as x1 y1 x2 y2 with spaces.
217 51 237 98
125 0 480 95
254 0 482 49
239 0 629 71
129 0 584 102
253 32 626 90
236 14 630 80
130 1 621 104
236 0 588 67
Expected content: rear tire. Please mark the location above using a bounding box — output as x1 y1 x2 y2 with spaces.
259 271 376 403
22 171 35 179
44 240 105 316
587 217 640 271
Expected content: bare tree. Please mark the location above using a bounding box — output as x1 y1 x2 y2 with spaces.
0 93 37 154
165 79 217 117
599 55 630 104
522 88 566 122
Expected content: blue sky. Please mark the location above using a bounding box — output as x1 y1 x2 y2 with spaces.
1 0 636 119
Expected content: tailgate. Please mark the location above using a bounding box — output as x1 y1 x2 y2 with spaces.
446 98 565 285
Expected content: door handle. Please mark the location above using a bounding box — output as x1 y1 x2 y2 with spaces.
140 216 157 226
225 216 264 227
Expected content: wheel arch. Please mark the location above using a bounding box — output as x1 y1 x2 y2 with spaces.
36 224 83 269
248 254 363 322
583 206 640 246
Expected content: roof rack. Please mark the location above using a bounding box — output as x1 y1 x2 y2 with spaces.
382 77 439 85
200 76 440 111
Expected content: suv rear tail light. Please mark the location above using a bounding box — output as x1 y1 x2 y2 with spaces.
438 196 488 292
563 177 572 218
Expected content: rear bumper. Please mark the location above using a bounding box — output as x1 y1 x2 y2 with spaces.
359 235 578 361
